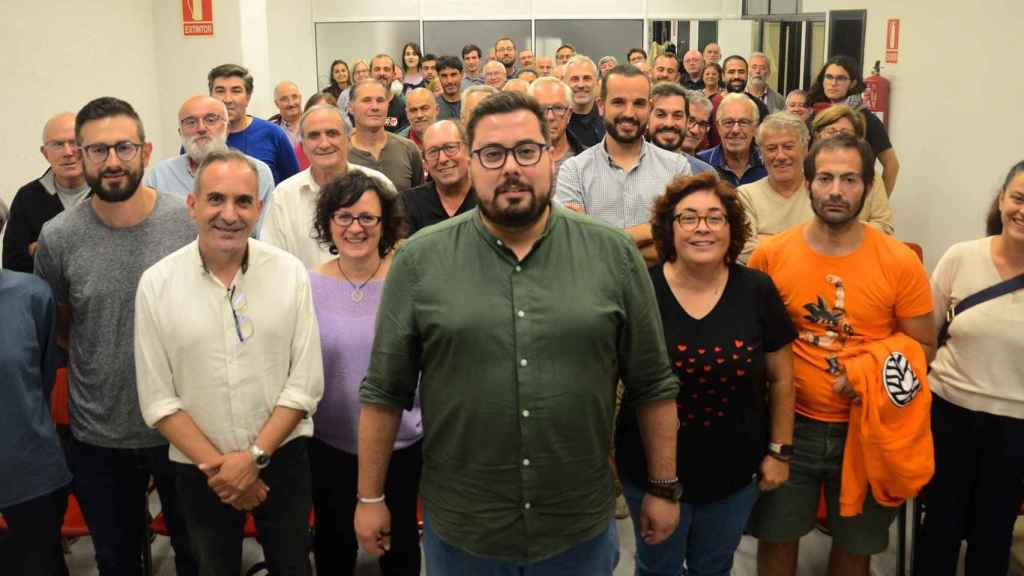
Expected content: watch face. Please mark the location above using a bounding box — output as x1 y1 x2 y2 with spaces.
256 454 270 467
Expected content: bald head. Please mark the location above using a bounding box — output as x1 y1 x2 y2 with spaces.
682 50 704 77
273 81 302 123
178 95 230 163
41 112 84 188
502 79 530 94
42 112 76 144
536 57 554 77
422 120 469 191
405 87 439 137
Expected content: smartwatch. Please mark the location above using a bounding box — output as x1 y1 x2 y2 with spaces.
768 442 794 460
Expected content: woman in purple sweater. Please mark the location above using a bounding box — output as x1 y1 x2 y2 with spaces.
307 171 422 576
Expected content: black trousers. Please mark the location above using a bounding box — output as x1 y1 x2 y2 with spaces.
69 438 196 576
916 395 1024 575
309 436 422 576
0 486 69 576
176 438 312 576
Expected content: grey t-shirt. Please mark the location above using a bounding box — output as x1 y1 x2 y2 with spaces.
347 133 424 192
34 192 196 448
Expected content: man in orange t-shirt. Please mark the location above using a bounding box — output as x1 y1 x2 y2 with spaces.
746 134 935 576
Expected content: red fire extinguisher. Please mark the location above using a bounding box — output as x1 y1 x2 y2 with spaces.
862 60 891 128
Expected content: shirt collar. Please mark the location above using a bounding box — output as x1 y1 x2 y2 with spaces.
196 240 251 278
598 138 649 169
471 203 558 264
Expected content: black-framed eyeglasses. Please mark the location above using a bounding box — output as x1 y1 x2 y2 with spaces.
332 212 382 228
80 141 144 164
673 213 728 231
687 117 711 132
424 142 463 163
228 286 255 343
541 104 570 117
471 142 547 170
180 113 226 130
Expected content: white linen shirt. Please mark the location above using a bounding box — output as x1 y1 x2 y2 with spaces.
134 238 324 465
260 165 395 270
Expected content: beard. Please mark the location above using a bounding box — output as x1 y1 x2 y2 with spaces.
85 164 143 203
478 174 550 229
605 116 645 144
726 77 747 93
748 77 767 91
183 132 228 164
810 190 867 229
651 126 683 152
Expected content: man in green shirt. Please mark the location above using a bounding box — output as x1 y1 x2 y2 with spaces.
355 92 681 572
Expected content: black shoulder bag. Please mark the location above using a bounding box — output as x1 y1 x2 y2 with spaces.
937 273 1024 347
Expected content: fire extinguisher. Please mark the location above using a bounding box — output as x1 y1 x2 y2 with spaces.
862 60 891 128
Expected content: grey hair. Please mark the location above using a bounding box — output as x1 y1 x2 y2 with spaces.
299 104 351 137
564 54 597 75
193 149 260 197
750 51 771 72
755 111 810 147
598 56 618 69
460 84 500 111
527 76 572 104
685 90 713 115
718 92 760 123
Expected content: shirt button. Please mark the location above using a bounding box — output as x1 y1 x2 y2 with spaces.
524 502 531 510
522 409 530 418
520 358 528 367
523 458 531 466
496 239 503 246
517 310 525 318
515 265 522 272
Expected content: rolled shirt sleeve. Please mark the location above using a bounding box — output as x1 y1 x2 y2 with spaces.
134 268 184 428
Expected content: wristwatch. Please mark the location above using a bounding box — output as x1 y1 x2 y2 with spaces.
249 444 270 469
646 480 683 502
768 442 794 460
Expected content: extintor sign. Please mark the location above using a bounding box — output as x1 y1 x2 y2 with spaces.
183 0 214 37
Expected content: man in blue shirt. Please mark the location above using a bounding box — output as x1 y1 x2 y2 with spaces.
698 92 767 187
208 64 299 184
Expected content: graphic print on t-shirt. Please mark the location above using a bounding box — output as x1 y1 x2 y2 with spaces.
799 273 855 376
674 339 758 429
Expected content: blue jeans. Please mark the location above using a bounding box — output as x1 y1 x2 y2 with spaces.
422 514 619 575
622 477 760 576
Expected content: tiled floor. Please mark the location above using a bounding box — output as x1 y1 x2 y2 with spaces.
59 505 1024 575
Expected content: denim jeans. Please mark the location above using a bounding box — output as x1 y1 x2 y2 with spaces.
175 437 311 576
422 513 619 575
622 477 760 576
68 437 196 576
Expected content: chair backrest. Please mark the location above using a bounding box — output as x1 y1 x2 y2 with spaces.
904 242 924 262
51 368 70 427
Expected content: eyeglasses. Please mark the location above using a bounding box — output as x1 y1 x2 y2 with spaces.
541 105 570 117
718 118 755 131
424 142 463 163
43 139 78 154
820 127 856 139
80 141 144 164
824 73 850 83
472 142 547 170
687 118 711 132
332 212 382 228
228 286 255 343
180 113 226 130
673 213 728 231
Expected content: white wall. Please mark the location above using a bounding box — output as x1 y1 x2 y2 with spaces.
802 0 1024 269
0 0 167 208
267 0 318 102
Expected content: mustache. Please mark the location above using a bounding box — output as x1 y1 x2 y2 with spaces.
655 126 683 135
495 175 533 195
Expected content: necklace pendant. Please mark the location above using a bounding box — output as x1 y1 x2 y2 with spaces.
351 289 364 303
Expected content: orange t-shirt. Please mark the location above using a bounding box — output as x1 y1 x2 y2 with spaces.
749 224 933 422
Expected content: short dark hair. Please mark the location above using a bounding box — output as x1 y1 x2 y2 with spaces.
208 64 254 95
804 133 875 188
651 172 749 264
422 53 437 63
808 54 864 104
600 64 650 100
466 91 549 148
987 160 1024 235
651 82 690 117
436 55 463 75
314 172 405 257
556 44 575 54
304 92 337 112
495 36 516 50
462 44 482 59
627 48 648 61
75 97 145 144
722 55 748 71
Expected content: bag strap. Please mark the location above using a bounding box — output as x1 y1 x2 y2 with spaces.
938 272 1024 346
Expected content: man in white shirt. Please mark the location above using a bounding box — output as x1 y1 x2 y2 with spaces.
261 105 395 269
135 149 324 575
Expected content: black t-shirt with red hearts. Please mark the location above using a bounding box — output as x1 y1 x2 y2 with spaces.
615 264 796 503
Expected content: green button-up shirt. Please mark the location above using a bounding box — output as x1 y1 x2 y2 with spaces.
360 205 677 562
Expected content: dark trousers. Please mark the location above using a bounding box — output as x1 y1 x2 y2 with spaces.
310 436 422 576
0 486 70 576
916 395 1024 575
69 437 196 576
176 437 312 576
